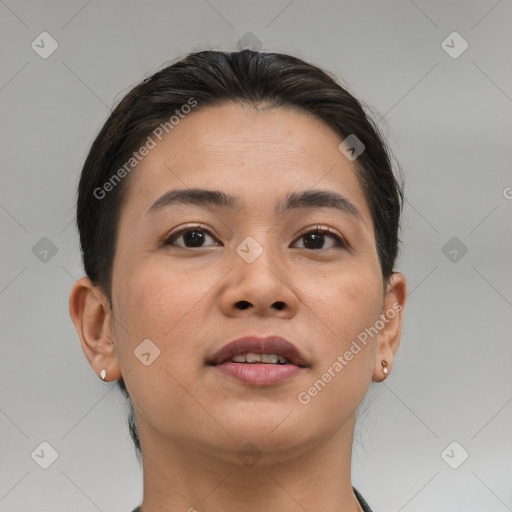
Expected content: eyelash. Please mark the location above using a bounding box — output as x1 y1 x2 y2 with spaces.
163 224 347 249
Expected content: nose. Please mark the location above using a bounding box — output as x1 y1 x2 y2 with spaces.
218 240 300 319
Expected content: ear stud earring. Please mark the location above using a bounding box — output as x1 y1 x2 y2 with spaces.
381 361 389 375
100 369 107 381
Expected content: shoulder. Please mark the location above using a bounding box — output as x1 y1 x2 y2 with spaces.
353 486 374 512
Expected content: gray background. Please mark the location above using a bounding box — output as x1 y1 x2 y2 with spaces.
1 1 511 511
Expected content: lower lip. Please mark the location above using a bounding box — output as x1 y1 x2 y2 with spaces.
213 362 304 386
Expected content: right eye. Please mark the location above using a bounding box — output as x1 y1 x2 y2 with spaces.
163 226 222 249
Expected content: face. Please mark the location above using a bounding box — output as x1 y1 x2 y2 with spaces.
108 103 391 462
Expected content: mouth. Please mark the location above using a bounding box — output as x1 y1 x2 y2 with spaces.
207 335 309 386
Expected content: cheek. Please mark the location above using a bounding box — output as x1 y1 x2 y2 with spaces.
303 262 382 351
112 260 214 425
295 267 381 426
112 258 218 365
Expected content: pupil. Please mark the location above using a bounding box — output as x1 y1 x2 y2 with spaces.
304 232 323 249
184 230 204 247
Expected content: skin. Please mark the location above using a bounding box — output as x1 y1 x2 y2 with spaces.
69 103 407 512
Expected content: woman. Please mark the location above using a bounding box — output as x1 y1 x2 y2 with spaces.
69 49 407 512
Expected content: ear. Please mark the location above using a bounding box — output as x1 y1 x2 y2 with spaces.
372 272 407 382
68 277 122 381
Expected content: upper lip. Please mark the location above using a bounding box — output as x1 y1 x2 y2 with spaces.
207 335 309 367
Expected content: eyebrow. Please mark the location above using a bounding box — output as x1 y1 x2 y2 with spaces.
147 188 364 223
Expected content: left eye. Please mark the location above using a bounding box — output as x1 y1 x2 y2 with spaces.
292 227 346 250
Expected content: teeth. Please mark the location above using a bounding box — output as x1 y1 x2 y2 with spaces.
261 354 278 363
246 352 261 363
230 353 289 364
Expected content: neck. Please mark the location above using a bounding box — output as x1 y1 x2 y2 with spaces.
137 416 364 512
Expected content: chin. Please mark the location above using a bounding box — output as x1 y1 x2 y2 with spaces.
217 409 313 449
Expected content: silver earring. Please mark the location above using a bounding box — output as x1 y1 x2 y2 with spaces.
382 361 389 375
100 369 107 380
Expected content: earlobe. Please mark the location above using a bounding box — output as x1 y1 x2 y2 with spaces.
68 277 121 381
372 272 407 382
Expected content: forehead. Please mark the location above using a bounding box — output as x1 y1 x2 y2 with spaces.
120 103 372 224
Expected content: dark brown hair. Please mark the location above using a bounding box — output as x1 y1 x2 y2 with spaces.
76 49 404 462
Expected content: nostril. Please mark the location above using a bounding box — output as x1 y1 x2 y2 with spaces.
236 300 251 310
234 300 286 310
